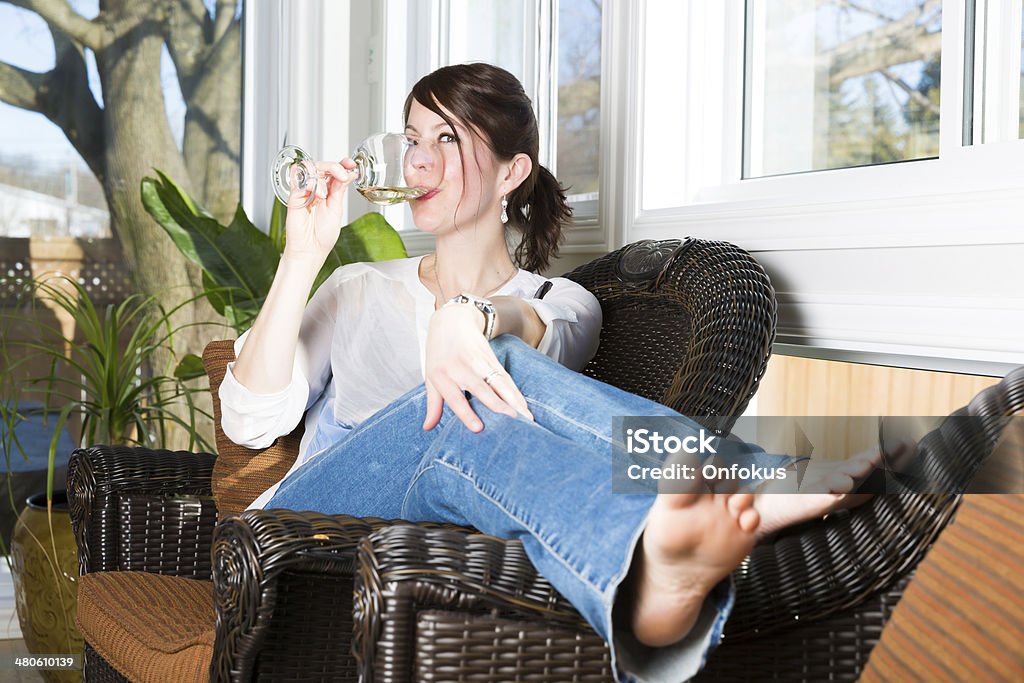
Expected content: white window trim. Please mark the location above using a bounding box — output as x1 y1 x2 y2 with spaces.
398 0 616 260
243 0 351 231
245 1 616 263
620 0 1023 376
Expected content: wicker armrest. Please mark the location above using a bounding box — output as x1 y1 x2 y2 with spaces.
353 523 609 681
211 509 398 682
67 445 218 577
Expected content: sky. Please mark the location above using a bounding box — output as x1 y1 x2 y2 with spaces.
0 0 187 171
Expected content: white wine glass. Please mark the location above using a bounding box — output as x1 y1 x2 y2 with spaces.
271 133 428 208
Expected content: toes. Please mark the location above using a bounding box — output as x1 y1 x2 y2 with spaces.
726 492 754 517
826 472 855 493
839 458 875 477
738 506 760 533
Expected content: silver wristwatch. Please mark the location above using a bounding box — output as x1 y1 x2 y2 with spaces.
444 293 497 340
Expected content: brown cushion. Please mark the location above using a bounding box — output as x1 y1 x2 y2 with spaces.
861 494 1024 682
76 572 215 683
203 340 302 517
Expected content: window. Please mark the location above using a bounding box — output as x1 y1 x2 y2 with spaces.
630 0 1023 375
968 0 1024 144
555 0 602 201
0 2 109 239
744 0 942 177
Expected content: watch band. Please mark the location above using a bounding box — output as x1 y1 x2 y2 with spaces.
444 293 497 340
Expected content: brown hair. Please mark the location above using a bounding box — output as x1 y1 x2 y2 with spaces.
404 63 572 273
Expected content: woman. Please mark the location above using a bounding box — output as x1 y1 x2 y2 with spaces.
219 63 875 682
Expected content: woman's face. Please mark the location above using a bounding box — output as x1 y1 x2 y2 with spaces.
404 99 503 236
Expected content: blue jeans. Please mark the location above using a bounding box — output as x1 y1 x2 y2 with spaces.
266 335 795 682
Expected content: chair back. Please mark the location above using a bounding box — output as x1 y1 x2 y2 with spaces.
203 342 302 518
564 238 776 432
204 238 778 516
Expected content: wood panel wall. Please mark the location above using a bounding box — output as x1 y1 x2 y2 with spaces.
751 355 1003 460
757 355 1000 417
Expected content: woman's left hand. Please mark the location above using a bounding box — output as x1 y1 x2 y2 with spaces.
423 306 534 432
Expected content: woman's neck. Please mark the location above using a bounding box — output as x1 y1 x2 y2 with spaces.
428 233 518 300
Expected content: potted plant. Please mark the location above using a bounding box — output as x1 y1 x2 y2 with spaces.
0 274 214 682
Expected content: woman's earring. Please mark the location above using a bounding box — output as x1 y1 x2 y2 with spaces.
500 196 509 224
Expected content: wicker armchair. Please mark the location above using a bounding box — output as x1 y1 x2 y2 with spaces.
66 237 1018 681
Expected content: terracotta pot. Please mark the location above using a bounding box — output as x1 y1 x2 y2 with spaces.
11 490 82 683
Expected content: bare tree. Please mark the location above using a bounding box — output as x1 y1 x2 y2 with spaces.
0 0 239 345
0 0 242 445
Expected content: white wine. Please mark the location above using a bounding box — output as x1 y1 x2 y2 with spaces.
357 186 428 205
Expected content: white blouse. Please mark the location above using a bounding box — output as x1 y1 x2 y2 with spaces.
218 255 603 508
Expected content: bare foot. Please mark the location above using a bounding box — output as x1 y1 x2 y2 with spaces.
629 492 759 647
754 441 912 539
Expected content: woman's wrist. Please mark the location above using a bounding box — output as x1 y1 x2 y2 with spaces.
280 248 328 270
443 294 497 339
436 303 488 336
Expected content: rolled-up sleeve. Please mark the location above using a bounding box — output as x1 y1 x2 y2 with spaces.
526 277 602 371
218 332 313 449
218 271 340 449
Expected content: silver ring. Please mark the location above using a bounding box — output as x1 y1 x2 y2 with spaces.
483 369 502 385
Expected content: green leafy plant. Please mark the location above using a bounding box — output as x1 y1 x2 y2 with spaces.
141 170 408 336
0 275 216 509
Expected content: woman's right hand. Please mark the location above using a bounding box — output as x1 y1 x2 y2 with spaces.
282 159 359 262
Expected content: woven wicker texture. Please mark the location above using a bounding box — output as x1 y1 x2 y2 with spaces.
84 644 130 682
204 341 303 518
116 493 218 577
77 571 214 683
860 494 1024 682
354 524 613 682
67 445 217 577
210 509 400 683
414 610 612 682
565 239 776 431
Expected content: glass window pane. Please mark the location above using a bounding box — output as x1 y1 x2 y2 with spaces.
0 3 109 239
556 0 601 198
447 0 528 85
745 0 941 178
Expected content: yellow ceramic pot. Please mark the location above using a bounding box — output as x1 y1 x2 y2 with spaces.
11 490 82 683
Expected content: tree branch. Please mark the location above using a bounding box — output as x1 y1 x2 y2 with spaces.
212 0 236 45
40 30 105 182
880 68 939 117
826 0 941 88
5 0 104 51
0 60 46 112
164 0 211 97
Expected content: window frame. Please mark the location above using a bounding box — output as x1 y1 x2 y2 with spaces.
245 0 616 261
244 0 1022 374
623 0 1023 376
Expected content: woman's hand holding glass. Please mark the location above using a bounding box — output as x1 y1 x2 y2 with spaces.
423 307 534 432
281 159 357 262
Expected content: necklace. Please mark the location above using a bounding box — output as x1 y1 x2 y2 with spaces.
434 253 517 303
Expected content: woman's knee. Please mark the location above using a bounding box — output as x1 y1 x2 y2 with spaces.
488 333 531 360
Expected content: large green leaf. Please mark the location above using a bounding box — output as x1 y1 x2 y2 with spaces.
143 171 408 331
143 171 277 312
140 172 225 266
338 212 409 262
